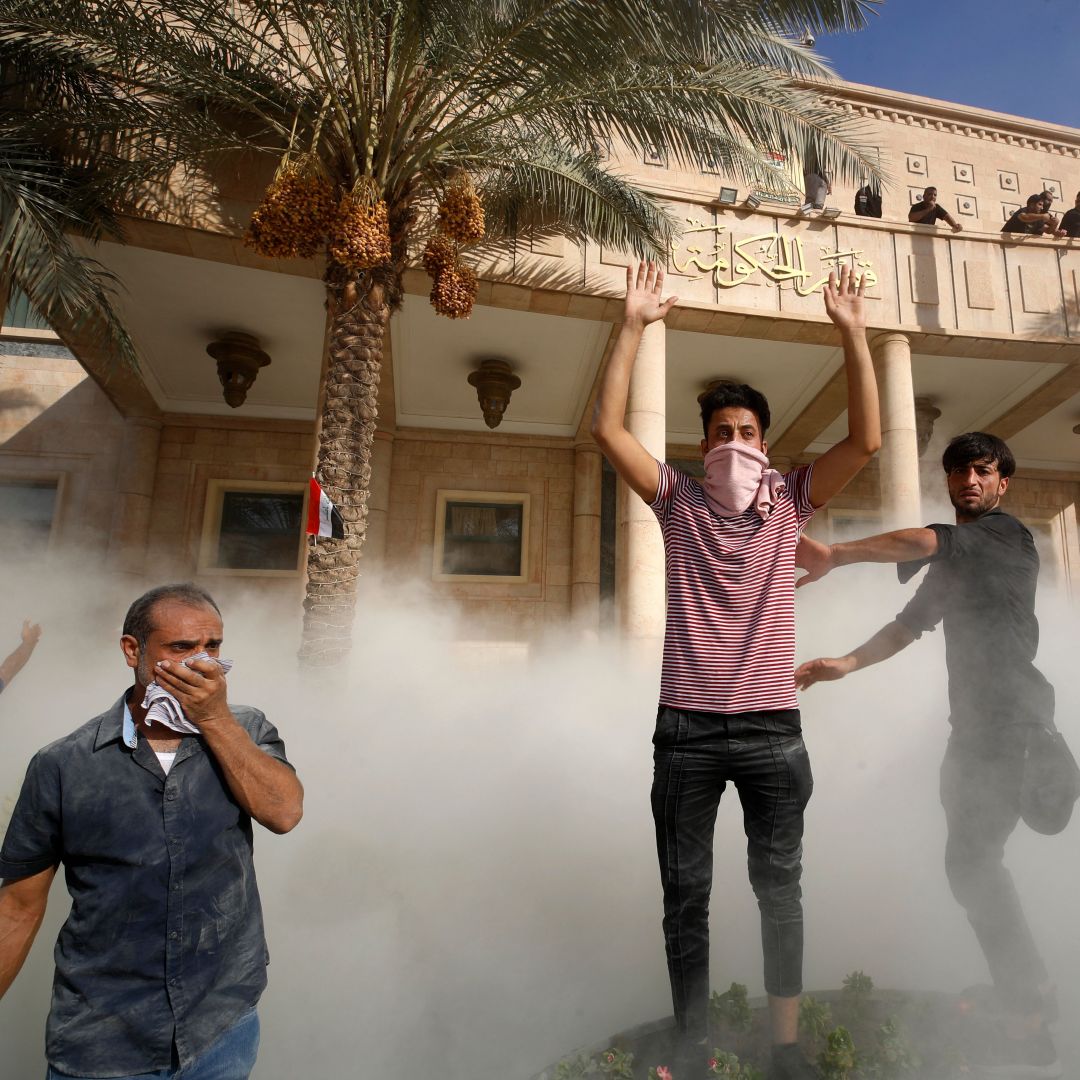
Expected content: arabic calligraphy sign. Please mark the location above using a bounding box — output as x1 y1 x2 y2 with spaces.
671 219 879 296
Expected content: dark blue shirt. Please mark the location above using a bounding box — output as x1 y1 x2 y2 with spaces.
0 693 294 1076
895 510 1054 731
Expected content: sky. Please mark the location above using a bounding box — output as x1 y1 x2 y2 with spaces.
816 0 1080 130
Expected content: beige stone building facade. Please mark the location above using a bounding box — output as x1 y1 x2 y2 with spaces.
3 80 1080 643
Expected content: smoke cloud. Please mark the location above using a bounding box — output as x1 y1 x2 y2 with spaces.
1 538 1077 1078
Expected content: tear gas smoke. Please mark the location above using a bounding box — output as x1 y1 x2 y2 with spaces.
1 541 1077 1078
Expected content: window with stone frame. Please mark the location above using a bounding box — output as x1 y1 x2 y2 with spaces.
432 490 529 582
0 478 60 554
197 479 307 575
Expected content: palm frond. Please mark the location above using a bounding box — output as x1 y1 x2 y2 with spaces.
475 142 678 257
0 141 138 369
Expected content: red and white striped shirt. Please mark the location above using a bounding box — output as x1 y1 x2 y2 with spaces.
649 460 816 713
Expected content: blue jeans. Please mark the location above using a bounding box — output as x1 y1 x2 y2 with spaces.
652 707 813 1043
47 1007 260 1080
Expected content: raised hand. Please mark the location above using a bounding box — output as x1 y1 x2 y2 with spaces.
822 263 866 332
20 620 41 646
153 656 230 729
623 260 678 329
794 655 855 691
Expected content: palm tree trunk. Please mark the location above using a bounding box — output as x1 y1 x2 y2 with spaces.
299 277 388 667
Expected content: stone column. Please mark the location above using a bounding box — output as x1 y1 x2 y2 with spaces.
364 428 394 565
616 322 666 645
871 332 921 528
106 414 163 576
571 442 602 635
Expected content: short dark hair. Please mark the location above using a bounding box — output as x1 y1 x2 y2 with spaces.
122 583 221 648
941 432 1015 479
1026 193 1043 207
699 381 771 439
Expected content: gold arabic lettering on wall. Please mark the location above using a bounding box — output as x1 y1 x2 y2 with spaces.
671 219 878 296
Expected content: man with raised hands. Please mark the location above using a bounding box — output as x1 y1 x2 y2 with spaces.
591 261 880 1079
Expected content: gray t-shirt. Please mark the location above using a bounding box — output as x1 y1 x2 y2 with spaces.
896 510 1054 730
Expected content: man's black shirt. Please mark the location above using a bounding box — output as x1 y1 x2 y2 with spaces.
909 200 947 225
1002 207 1048 234
895 510 1054 731
1059 207 1080 238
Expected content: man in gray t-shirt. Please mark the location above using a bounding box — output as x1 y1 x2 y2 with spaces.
794 433 1061 1078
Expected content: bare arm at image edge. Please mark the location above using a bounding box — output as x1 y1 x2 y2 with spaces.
0 622 42 689
0 866 56 1000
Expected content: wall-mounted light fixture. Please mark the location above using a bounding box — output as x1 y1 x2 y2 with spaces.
206 332 271 409
820 206 843 219
914 398 942 458
742 194 762 210
716 187 739 206
467 357 521 429
697 376 742 403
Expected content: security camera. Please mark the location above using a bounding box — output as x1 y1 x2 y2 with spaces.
800 30 815 48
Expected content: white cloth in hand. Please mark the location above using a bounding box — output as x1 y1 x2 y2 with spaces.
141 652 233 735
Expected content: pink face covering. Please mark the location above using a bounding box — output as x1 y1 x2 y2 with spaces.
701 442 785 519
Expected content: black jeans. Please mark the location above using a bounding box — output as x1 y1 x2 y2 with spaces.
651 706 813 1043
941 729 1049 1014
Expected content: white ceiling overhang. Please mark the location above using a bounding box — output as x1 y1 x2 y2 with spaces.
79 239 1080 471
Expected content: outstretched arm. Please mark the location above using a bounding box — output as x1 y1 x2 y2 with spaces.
0 866 55 1000
591 262 678 503
795 528 940 587
0 622 41 688
794 619 916 690
807 266 881 507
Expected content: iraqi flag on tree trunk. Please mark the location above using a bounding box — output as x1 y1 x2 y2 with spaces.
307 476 345 539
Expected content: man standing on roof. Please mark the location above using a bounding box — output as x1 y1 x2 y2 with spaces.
909 186 963 231
1003 194 1058 236
591 261 880 1080
1055 190 1080 239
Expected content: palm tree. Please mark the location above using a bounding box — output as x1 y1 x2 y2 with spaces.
6 0 881 666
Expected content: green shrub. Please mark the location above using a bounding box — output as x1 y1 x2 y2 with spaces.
863 1017 920 1078
818 1026 858 1080
707 1050 765 1078
552 1047 634 1079
799 995 834 1042
710 982 754 1033
841 971 874 1016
